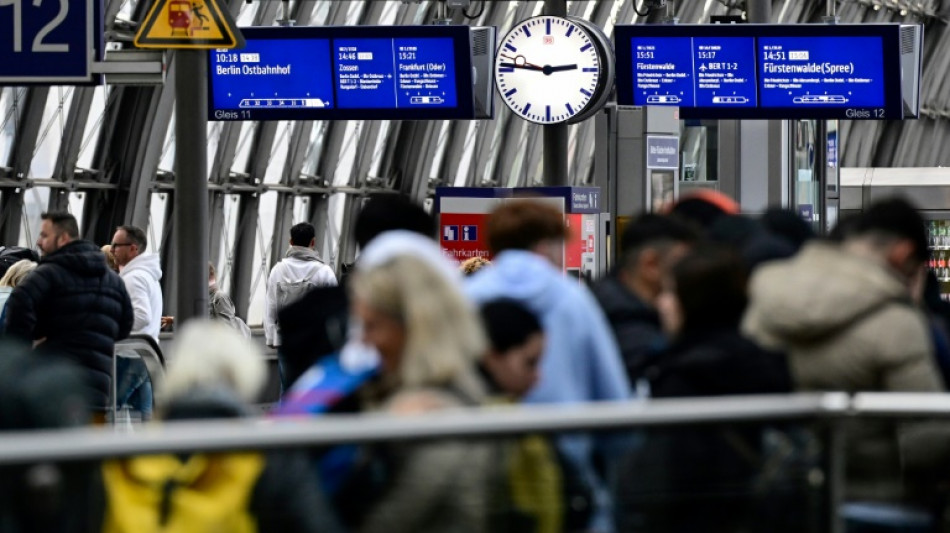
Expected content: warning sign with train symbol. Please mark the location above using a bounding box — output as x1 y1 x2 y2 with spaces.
134 0 244 49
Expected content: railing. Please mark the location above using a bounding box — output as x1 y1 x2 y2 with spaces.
4 392 950 532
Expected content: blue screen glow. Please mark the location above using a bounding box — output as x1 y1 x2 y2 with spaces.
334 37 458 109
631 37 694 107
207 27 474 121
758 36 884 109
693 37 757 107
615 24 907 120
211 38 334 113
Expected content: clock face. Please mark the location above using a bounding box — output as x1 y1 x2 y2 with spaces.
495 16 604 125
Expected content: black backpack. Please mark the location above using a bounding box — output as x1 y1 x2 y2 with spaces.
0 246 39 279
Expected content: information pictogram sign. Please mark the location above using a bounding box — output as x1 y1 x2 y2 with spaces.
134 0 244 49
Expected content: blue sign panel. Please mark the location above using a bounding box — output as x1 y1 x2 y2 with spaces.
0 0 101 83
758 36 884 112
208 26 476 121
631 37 694 107
693 37 757 108
211 39 335 116
614 24 909 120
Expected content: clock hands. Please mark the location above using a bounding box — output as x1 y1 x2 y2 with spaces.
500 54 580 75
546 64 578 73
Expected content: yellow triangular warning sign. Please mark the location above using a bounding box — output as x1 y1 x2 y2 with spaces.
134 0 245 49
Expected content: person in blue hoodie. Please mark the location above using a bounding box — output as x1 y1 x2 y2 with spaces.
465 199 632 533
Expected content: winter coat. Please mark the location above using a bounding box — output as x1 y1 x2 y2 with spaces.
4 240 133 410
742 241 947 501
616 328 793 533
341 378 492 533
264 246 337 347
591 275 666 384
119 253 162 341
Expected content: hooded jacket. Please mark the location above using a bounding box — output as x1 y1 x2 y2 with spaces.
465 250 630 533
264 246 337 346
3 240 133 410
742 241 945 501
119 253 162 341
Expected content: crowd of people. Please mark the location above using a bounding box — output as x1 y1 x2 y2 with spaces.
2 190 950 532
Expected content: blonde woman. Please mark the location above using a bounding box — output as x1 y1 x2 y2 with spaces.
347 254 492 533
0 259 37 331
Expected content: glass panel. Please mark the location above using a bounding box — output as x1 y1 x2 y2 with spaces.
293 195 310 222
0 87 27 165
67 191 86 225
246 191 279 326
332 122 360 186
18 187 50 248
216 194 242 291
206 121 224 177
158 115 176 173
325 192 347 266
232 122 257 175
263 122 292 184
31 86 73 180
300 122 328 178
77 86 108 170
148 193 169 256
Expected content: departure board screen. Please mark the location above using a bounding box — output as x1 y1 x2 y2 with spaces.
208 26 475 121
615 24 908 120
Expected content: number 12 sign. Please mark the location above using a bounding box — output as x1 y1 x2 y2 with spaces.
0 0 101 84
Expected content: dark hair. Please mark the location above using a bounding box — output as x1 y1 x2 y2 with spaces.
209 261 216 280
354 195 435 249
41 212 79 239
290 222 316 247
487 200 567 255
480 299 543 353
620 213 698 269
671 243 748 333
761 208 815 251
117 225 147 252
852 197 929 264
669 190 740 229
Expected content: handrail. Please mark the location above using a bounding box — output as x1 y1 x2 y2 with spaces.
0 393 848 465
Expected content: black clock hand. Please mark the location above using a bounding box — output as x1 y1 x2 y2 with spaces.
499 62 544 72
546 64 578 73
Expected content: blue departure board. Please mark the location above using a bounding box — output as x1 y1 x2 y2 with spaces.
758 36 885 113
615 24 915 120
208 26 475 121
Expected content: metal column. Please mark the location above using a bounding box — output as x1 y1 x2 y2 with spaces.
542 0 569 187
173 51 210 324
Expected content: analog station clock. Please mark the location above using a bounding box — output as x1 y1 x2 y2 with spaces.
494 16 615 125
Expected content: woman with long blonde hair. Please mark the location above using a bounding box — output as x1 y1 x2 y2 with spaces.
346 254 492 533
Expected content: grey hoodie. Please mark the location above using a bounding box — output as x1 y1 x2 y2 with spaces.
743 242 945 501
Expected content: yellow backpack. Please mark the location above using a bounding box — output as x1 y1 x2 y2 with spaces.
101 452 265 533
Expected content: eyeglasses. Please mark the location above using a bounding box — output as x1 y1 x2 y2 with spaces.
110 242 133 248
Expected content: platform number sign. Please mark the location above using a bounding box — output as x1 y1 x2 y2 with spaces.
0 0 99 83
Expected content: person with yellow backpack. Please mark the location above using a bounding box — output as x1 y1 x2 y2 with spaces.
478 299 593 533
99 320 343 533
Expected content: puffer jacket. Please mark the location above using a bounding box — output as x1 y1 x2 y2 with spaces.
742 241 946 501
591 275 666 384
3 240 133 410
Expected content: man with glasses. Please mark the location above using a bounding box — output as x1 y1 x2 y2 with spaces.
3 212 133 416
111 225 162 419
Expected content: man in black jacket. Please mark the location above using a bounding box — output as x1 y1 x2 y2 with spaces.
3 212 133 413
592 214 698 386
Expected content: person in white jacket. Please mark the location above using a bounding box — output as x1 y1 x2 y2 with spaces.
112 224 163 418
112 225 162 341
265 223 337 388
